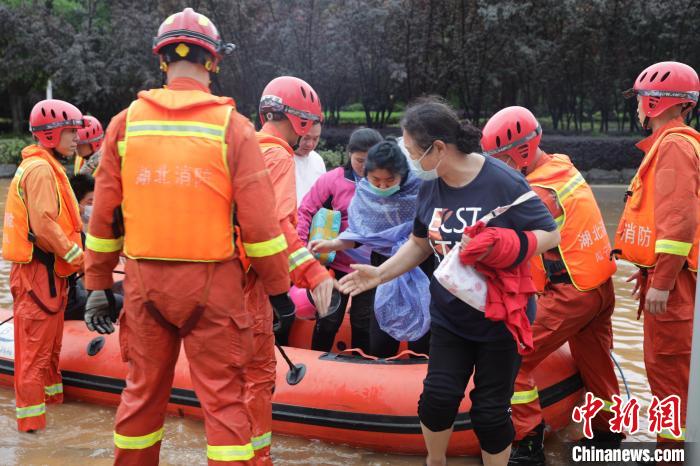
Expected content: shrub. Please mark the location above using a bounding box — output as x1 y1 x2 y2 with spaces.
318 149 346 169
0 137 32 165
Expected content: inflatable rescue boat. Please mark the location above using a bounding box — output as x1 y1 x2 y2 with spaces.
0 305 583 456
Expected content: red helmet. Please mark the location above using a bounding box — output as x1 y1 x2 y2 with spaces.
259 76 323 136
481 106 542 169
78 116 104 153
153 8 233 71
624 61 699 118
29 99 87 149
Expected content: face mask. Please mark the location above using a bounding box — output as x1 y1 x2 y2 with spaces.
410 144 440 181
368 182 400 197
81 205 93 225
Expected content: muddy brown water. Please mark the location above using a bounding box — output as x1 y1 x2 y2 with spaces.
0 182 656 465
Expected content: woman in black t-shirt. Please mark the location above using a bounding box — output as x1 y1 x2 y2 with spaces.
338 98 559 466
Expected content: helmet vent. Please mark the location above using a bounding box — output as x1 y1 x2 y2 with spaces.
50 109 56 118
41 107 46 117
496 136 501 147
507 129 512 140
300 86 307 99
650 71 658 82
660 71 671 82
516 121 521 133
639 72 647 83
310 91 315 103
62 111 68 120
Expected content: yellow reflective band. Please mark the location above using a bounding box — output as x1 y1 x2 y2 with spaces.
511 388 539 405
289 247 315 272
554 215 565 229
126 120 225 141
44 383 63 396
86 234 124 253
655 239 692 256
243 234 287 258
251 432 272 450
556 173 585 202
117 140 126 157
601 399 614 413
16 403 46 419
63 243 82 263
207 443 255 461
114 427 164 450
658 428 685 441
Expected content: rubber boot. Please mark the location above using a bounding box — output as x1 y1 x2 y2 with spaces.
577 430 624 449
508 421 546 466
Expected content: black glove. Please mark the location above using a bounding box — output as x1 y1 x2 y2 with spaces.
269 293 295 341
85 289 118 334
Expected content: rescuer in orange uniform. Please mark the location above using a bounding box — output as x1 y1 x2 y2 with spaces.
481 106 620 465
618 61 699 451
2 99 86 432
243 76 334 465
74 115 104 175
83 8 290 465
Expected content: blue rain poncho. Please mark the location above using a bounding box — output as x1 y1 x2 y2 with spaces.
339 174 430 341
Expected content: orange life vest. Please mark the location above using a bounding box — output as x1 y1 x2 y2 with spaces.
120 88 236 261
615 126 700 271
2 145 83 277
74 156 84 175
527 154 617 292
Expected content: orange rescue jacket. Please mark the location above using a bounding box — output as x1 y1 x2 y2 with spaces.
119 88 238 262
527 154 616 291
255 129 330 290
3 145 83 277
616 126 700 271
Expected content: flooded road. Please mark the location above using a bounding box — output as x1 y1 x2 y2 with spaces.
0 182 657 465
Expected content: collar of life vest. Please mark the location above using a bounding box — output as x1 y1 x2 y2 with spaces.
635 116 689 153
138 78 235 111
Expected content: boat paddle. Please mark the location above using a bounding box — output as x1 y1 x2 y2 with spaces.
0 315 13 327
275 343 306 385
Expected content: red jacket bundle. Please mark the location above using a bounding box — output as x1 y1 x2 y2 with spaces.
459 223 538 354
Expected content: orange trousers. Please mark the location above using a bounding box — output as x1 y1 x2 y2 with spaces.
641 268 695 444
114 259 255 465
512 278 619 439
243 275 276 466
10 261 66 432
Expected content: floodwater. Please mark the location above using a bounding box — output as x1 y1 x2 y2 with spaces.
0 182 658 465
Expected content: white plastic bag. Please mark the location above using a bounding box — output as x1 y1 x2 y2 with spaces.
433 191 538 311
434 245 487 311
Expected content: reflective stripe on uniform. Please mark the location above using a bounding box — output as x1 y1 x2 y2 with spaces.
117 140 126 157
655 239 693 256
251 431 272 450
44 383 63 396
16 403 46 419
288 247 315 272
86 234 124 253
114 427 164 450
601 399 614 413
511 388 539 404
126 120 225 141
63 243 82 263
554 215 565 229
243 234 287 258
658 427 685 441
207 443 255 462
556 173 586 202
